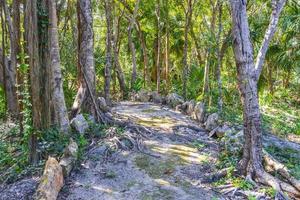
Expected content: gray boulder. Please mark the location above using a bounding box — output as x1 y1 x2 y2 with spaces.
192 102 205 123
187 100 196 116
166 93 184 108
205 113 219 131
70 114 89 134
136 90 150 102
98 97 110 112
150 91 163 103
59 139 78 177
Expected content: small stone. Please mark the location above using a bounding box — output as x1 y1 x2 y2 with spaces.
137 90 150 102
205 113 219 131
34 157 63 200
187 100 196 116
166 93 184 108
70 114 89 134
59 140 78 177
150 91 162 103
98 97 110 112
216 124 232 138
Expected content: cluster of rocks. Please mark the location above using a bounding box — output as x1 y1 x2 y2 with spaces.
131 91 224 132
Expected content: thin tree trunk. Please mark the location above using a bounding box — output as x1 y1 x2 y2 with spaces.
25 0 42 164
156 0 161 93
116 0 149 87
182 0 193 100
112 10 127 97
72 0 96 117
165 4 170 93
216 1 223 114
2 0 19 117
104 0 113 104
48 0 70 132
128 0 140 89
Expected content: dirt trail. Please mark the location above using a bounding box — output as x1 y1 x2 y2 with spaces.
58 102 224 200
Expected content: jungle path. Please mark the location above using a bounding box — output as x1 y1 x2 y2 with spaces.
58 101 224 200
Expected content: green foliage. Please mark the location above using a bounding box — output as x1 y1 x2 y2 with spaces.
265 146 300 180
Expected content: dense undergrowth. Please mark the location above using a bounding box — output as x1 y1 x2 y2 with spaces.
0 115 112 184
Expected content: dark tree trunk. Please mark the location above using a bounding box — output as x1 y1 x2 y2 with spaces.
25 0 42 164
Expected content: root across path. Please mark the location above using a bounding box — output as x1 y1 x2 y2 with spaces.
58 102 223 200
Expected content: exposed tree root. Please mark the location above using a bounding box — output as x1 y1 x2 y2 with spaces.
262 151 300 196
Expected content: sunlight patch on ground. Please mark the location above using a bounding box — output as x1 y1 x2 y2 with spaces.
154 179 171 186
145 141 210 165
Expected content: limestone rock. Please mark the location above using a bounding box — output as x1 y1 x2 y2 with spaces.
205 113 219 131
192 102 205 123
150 91 162 103
181 101 189 114
70 114 89 134
34 157 63 200
186 100 196 116
216 124 232 138
222 130 244 153
166 93 184 108
59 140 78 177
136 90 150 102
98 97 110 112
209 124 232 138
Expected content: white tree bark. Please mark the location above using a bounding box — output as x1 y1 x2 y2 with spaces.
48 0 70 132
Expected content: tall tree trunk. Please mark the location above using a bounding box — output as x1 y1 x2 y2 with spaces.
165 6 170 93
104 0 113 104
182 0 193 100
2 0 19 117
48 0 70 132
72 0 96 117
112 10 127 97
24 0 42 164
37 0 51 128
128 0 140 89
203 0 217 104
155 0 161 93
215 0 223 114
230 0 289 196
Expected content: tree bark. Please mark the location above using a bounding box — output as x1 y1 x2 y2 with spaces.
128 0 140 89
216 0 223 114
165 0 170 93
182 0 193 100
48 0 70 132
104 0 113 104
37 0 51 128
230 0 290 196
2 0 19 117
112 9 127 97
24 0 42 164
155 0 161 93
72 0 96 117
